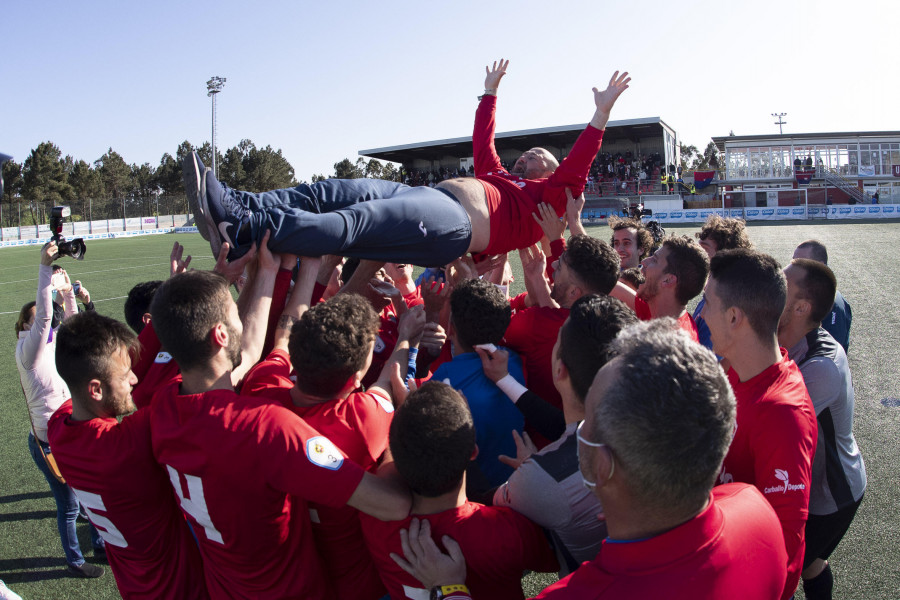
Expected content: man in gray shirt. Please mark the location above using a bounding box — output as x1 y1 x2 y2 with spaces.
777 258 866 600
482 294 637 574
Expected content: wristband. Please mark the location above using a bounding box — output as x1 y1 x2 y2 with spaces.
430 584 471 600
484 88 497 95
495 374 528 403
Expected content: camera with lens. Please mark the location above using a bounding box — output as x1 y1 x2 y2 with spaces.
50 206 86 260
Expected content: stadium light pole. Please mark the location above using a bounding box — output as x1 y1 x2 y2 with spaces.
772 112 787 135
207 76 227 179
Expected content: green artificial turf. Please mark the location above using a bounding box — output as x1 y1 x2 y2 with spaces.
0 223 898 599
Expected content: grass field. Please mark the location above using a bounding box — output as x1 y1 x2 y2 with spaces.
1 223 898 599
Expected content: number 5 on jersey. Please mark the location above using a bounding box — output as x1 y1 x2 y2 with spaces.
166 465 224 544
69 487 128 548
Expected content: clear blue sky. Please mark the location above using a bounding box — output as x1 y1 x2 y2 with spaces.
5 0 895 181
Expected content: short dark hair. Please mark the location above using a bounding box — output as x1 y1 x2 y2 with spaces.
696 215 752 252
588 320 735 512
796 239 828 265
790 259 837 325
449 279 511 349
389 381 476 497
55 311 139 393
617 267 644 290
559 295 638 401
150 270 232 371
662 236 709 305
709 249 785 341
608 216 653 260
124 281 163 333
564 234 620 295
289 294 378 397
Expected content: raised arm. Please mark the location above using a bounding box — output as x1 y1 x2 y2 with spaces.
272 256 321 351
545 71 630 212
473 59 509 176
19 243 58 370
232 232 277 385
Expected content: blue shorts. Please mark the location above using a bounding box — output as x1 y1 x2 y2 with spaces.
239 179 472 267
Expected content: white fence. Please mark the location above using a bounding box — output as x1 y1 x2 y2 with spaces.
0 214 198 249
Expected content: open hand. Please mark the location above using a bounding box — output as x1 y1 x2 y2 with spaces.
532 202 566 241
484 59 509 90
498 430 538 470
593 71 631 116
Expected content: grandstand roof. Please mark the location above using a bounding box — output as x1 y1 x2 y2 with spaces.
360 117 676 164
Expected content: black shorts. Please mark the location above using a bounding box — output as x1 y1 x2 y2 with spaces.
803 494 863 568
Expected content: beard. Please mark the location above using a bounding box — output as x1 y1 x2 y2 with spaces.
636 277 658 302
226 321 243 369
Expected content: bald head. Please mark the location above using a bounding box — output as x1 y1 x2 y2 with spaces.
511 147 558 179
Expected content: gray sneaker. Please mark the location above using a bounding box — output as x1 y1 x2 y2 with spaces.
182 152 211 242
67 562 105 578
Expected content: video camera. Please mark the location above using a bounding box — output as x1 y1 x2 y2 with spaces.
50 206 86 260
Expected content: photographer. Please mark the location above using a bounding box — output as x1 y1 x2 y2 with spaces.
15 241 105 578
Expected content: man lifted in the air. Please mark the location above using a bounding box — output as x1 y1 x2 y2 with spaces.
185 60 630 267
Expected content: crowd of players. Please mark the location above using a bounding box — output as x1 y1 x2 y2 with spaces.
9 59 866 600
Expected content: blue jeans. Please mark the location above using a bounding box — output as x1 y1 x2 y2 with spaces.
27 434 103 567
231 179 472 267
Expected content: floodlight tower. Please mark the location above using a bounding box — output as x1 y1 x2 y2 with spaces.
772 112 787 135
207 76 226 178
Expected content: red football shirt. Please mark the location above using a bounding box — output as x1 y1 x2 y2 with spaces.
633 299 700 343
48 402 207 599
362 501 558 600
150 383 365 600
502 306 569 412
242 349 394 600
535 484 787 599
718 351 817 600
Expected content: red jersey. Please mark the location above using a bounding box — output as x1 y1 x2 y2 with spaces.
130 321 161 382
718 351 817 600
48 402 207 599
502 306 569 412
472 95 605 256
402 287 424 308
242 349 394 600
361 501 558 600
363 305 399 389
535 484 788 600
132 349 180 409
150 382 365 600
633 299 700 343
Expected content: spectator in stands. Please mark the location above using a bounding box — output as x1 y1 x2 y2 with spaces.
48 311 207 598
16 242 105 579
487 295 638 575
793 240 851 353
776 259 866 600
607 216 652 270
634 236 709 341
362 381 558 599
692 215 753 349
393 321 789 600
149 267 412 599
701 248 817 599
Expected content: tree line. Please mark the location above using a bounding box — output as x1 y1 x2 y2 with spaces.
0 140 399 228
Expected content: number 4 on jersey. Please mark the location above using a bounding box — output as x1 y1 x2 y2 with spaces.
166 465 224 544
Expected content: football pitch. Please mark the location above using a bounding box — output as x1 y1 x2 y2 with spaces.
0 222 897 599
